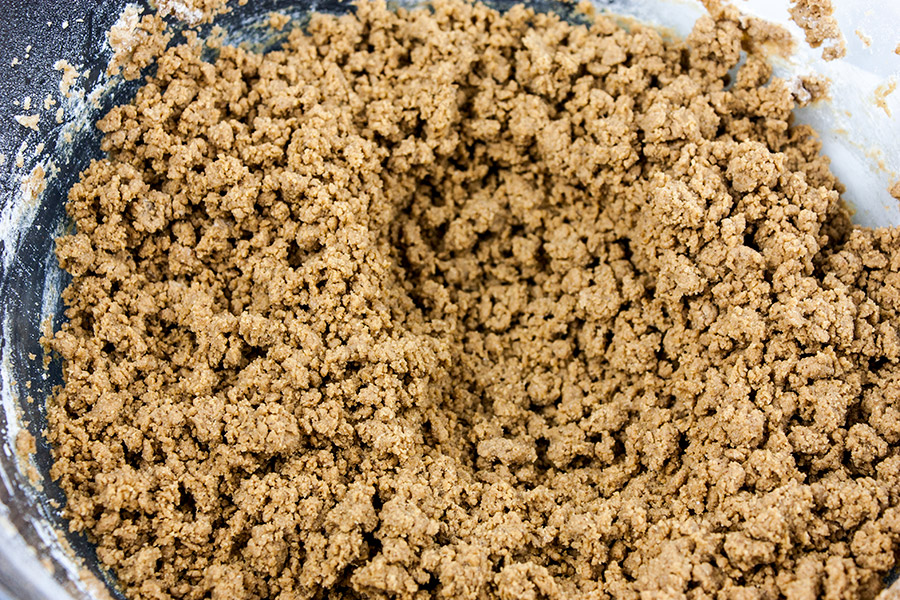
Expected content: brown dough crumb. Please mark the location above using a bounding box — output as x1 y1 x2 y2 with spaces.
790 74 830 106
107 7 171 80
13 114 40 130
16 429 35 458
268 12 291 31
890 181 900 202
742 14 795 57
53 60 80 96
48 1 900 599
15 429 41 486
153 0 232 25
789 0 847 60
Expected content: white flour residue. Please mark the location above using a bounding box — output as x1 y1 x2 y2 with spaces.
155 0 204 25
0 163 50 270
107 4 144 60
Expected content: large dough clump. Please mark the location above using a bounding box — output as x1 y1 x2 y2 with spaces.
49 1 900 599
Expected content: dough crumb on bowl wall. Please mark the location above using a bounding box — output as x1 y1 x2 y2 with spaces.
0 2 363 598
1 0 900 599
788 0 846 60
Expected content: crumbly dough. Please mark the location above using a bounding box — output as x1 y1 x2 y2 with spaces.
268 12 291 31
153 0 234 25
14 114 40 130
107 9 172 80
107 5 143 62
788 75 829 107
53 59 82 96
789 0 846 60
48 1 900 599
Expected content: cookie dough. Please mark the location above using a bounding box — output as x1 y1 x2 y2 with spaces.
788 0 846 60
48 1 900 599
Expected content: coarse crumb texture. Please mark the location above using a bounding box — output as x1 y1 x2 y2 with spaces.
788 0 846 61
14 114 41 130
269 12 292 31
48 1 900 599
107 9 172 80
786 75 829 109
153 0 232 25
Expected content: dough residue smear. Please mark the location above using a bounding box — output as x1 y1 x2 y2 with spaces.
874 78 897 118
15 429 41 487
15 429 35 458
22 164 47 204
48 1 900 599
788 0 847 60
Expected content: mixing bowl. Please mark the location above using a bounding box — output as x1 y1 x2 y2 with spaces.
0 0 897 598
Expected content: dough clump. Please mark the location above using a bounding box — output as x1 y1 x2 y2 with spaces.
49 1 900 599
788 0 846 61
